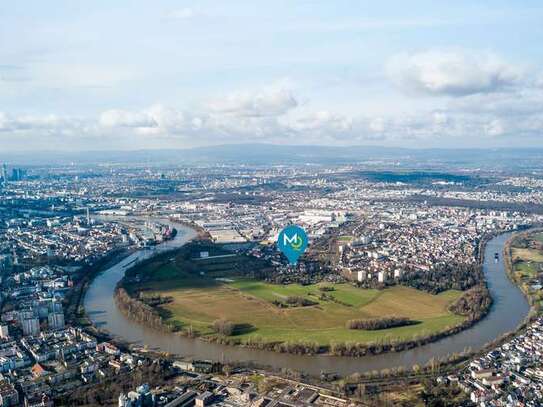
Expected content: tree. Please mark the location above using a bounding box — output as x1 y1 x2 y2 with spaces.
212 319 234 336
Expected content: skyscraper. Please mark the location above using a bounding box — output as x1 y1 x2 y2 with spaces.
48 312 65 330
1 163 7 185
22 317 40 336
11 168 23 181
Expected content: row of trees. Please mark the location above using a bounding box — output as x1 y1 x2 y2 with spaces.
208 318 477 356
399 262 484 294
346 317 414 330
329 317 483 357
115 287 168 331
139 294 173 307
209 334 324 355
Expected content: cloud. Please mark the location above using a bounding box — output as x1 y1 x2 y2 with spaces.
0 113 10 131
99 109 157 128
144 105 189 130
1 103 540 149
387 50 522 97
165 8 196 20
100 105 204 138
2 74 542 149
368 117 386 132
206 85 298 117
484 119 505 136
449 89 543 117
98 83 300 139
432 112 449 126
284 111 352 133
0 113 72 132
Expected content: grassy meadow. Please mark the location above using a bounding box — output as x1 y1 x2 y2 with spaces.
127 254 466 345
510 233 543 311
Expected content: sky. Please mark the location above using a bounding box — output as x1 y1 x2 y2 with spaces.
1 0 542 151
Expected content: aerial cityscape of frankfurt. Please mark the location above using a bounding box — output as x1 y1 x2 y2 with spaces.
1 1 543 406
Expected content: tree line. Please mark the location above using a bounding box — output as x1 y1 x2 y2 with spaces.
399 262 483 294
115 287 170 331
346 317 415 330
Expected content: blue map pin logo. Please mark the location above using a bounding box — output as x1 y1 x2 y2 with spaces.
277 225 308 264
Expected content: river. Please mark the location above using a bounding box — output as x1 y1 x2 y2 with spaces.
84 226 529 376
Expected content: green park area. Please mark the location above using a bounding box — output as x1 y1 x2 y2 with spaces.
124 246 467 347
510 232 543 311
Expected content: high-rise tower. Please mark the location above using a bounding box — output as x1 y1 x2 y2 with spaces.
1 163 7 185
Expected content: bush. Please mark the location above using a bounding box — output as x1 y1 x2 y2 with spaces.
286 296 317 306
273 296 317 308
448 285 492 319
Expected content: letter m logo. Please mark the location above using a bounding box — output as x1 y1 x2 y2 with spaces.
284 233 298 246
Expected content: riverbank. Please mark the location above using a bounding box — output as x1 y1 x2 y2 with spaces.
65 247 132 327
80 219 198 347
114 239 493 358
503 228 543 319
84 228 529 377
64 247 138 351
115 281 474 357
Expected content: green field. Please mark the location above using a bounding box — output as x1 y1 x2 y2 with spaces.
513 248 543 263
511 233 543 311
128 257 467 346
515 262 539 279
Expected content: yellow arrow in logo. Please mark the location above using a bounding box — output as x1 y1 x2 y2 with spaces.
290 235 303 250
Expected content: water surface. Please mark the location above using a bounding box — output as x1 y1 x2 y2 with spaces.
85 229 529 375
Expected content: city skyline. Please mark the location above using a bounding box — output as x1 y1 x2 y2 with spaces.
1 1 543 151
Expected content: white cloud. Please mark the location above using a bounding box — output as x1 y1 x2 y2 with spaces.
0 113 10 130
387 50 522 97
285 111 352 133
484 119 506 136
144 105 183 130
206 85 298 117
109 85 297 142
449 89 543 117
100 105 204 138
166 8 196 20
99 109 156 128
369 117 386 132
2 72 543 149
1 103 541 149
0 112 76 132
432 112 449 125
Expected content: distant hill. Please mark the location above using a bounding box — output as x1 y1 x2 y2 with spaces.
2 143 543 168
